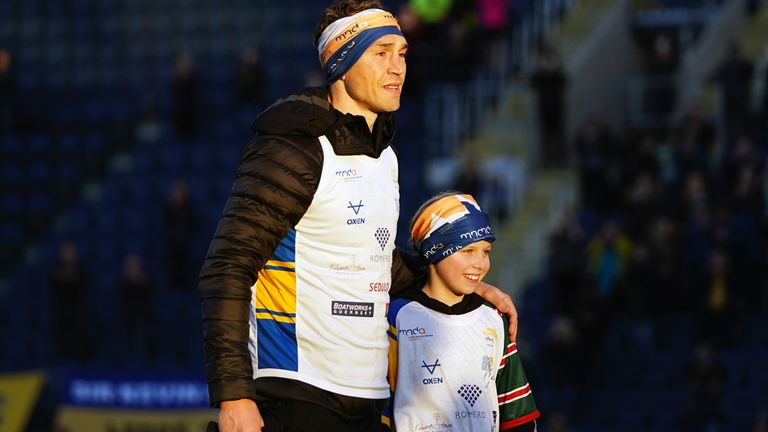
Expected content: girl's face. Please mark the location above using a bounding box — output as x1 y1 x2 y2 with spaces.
426 240 492 306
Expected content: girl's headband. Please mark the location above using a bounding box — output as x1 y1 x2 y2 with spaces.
411 194 496 264
317 9 403 83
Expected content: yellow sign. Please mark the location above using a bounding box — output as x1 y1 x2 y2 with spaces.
55 407 218 432
0 370 45 432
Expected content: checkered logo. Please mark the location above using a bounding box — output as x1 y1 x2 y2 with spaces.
374 227 390 250
458 384 482 407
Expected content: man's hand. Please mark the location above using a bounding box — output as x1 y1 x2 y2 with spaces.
219 399 265 432
476 282 518 341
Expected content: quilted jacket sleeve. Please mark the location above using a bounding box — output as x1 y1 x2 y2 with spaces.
198 134 322 406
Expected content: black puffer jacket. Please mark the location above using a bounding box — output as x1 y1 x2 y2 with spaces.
199 86 421 406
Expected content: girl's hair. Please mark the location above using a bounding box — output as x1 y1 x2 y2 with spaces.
313 0 387 48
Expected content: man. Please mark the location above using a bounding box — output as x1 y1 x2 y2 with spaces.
199 1 517 431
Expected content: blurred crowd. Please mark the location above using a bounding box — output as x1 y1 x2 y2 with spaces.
527 34 768 431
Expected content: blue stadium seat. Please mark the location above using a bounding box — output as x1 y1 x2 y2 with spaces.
0 162 23 190
719 348 749 385
0 135 23 161
27 161 52 185
56 133 82 157
616 388 655 427
27 191 54 213
649 387 686 427
0 192 24 220
723 385 766 429
746 349 768 385
27 133 53 156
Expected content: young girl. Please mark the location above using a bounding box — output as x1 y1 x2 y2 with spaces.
383 192 540 431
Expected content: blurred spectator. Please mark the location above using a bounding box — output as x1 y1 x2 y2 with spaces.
647 217 682 312
453 155 482 198
624 134 661 183
548 208 587 317
682 344 726 431
409 0 453 24
481 173 510 225
695 249 736 347
726 166 765 311
729 166 765 227
574 113 614 213
538 316 584 387
134 104 164 146
647 31 678 75
234 45 268 108
674 102 716 180
712 44 755 144
476 0 511 42
170 52 201 138
622 172 661 241
680 171 711 222
50 241 89 363
117 253 156 361
720 135 764 191
531 49 568 167
396 4 429 98
397 3 427 47
586 220 632 299
681 204 715 304
440 17 484 83
617 242 657 348
0 48 17 135
544 412 571 432
164 179 199 290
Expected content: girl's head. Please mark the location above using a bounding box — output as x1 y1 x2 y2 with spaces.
410 192 496 304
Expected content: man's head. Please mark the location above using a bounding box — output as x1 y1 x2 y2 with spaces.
315 0 408 125
313 0 387 50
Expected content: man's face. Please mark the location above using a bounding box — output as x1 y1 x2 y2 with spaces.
341 34 408 117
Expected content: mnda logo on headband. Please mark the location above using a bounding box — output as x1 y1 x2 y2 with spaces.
459 226 494 240
423 242 444 259
335 22 364 42
333 13 398 43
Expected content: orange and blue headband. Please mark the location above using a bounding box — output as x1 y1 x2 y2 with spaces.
411 194 496 264
317 9 403 84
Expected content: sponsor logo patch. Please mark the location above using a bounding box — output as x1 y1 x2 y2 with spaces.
331 301 374 317
375 227 391 250
458 384 482 407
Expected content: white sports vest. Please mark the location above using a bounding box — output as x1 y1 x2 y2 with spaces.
393 301 505 431
250 135 399 399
